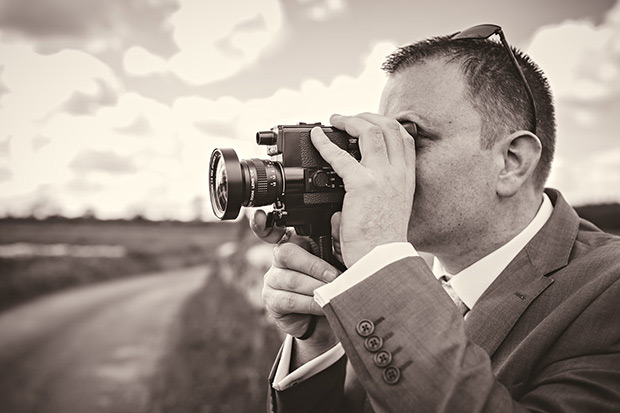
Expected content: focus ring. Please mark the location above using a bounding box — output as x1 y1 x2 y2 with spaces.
250 159 268 198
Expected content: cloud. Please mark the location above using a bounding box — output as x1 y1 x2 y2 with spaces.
0 39 127 210
0 0 101 37
0 167 11 182
0 0 179 56
548 147 620 205
66 177 104 193
124 0 285 85
32 135 51 151
0 65 8 98
0 41 121 126
62 79 119 115
527 4 620 102
296 0 348 21
0 138 8 156
123 46 168 76
114 115 153 136
526 1 620 204
69 150 137 174
194 120 238 140
171 40 394 143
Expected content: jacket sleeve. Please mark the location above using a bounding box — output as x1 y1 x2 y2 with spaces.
320 256 515 412
320 255 620 413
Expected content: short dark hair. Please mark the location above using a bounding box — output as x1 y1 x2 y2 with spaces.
382 36 556 189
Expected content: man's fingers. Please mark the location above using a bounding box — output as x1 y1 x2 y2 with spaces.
264 268 325 296
331 212 341 241
273 242 339 283
250 210 285 243
330 212 343 261
273 313 321 338
251 210 309 248
266 290 324 316
403 123 416 170
311 127 362 181
355 112 410 168
329 114 388 168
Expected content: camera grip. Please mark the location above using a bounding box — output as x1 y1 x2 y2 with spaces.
310 235 333 263
297 236 331 340
298 235 346 340
309 235 347 272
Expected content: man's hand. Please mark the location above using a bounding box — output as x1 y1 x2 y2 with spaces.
251 210 341 359
262 241 341 360
312 113 416 267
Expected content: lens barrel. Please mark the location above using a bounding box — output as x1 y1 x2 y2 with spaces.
240 158 284 208
208 148 284 220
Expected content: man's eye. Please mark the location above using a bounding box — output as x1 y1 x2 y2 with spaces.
416 131 431 141
400 121 417 138
414 124 432 139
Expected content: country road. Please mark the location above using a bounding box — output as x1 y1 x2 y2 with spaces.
0 265 209 413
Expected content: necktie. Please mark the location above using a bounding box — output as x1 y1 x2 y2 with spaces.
439 275 469 317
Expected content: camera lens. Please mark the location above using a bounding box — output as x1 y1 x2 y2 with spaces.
209 149 244 219
208 148 284 220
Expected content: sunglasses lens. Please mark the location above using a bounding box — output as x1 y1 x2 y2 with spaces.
452 24 500 40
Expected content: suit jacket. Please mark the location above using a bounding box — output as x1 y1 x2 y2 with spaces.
268 189 620 412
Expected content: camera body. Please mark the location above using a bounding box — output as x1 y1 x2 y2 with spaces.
208 122 359 241
255 122 361 237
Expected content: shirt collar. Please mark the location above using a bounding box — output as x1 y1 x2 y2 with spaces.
432 193 553 310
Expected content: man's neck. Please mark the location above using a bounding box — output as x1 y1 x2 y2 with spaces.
435 192 544 274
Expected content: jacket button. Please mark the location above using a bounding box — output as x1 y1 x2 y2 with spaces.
364 335 383 352
356 319 375 337
373 350 392 367
383 366 401 385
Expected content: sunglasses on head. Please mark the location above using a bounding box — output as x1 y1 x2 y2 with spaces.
450 24 537 135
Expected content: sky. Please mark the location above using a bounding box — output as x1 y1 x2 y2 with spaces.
0 0 618 221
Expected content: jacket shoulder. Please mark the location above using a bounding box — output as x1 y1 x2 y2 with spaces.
570 218 620 277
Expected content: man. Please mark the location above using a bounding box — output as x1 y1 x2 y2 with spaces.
252 25 620 412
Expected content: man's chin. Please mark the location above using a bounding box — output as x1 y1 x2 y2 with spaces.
407 232 443 257
407 231 430 252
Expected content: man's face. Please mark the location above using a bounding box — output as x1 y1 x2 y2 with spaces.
379 59 500 255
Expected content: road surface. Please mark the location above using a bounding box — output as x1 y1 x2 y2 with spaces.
0 266 209 413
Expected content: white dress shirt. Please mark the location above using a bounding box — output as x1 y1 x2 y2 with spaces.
273 194 553 391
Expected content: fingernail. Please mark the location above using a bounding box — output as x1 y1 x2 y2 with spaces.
323 270 338 282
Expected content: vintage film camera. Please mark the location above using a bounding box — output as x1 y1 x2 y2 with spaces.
208 121 417 265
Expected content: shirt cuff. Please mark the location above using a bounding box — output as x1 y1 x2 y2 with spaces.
272 334 345 391
314 242 418 307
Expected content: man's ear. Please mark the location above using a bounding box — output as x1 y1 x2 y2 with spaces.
495 130 542 197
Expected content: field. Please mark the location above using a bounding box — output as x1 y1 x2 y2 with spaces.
0 217 281 412
0 219 244 310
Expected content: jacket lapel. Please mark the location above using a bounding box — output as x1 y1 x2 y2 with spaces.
465 189 580 356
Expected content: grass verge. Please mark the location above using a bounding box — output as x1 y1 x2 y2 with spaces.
149 261 282 413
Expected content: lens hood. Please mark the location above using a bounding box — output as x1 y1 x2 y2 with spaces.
208 148 244 220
